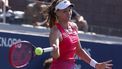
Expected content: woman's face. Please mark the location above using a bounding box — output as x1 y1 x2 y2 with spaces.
56 7 72 22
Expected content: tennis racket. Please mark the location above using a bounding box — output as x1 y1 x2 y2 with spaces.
9 41 53 69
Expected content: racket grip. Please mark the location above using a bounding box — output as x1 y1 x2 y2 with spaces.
43 47 54 53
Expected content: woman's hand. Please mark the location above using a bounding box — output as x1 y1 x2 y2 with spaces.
96 60 113 69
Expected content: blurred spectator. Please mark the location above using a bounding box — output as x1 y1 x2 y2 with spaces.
0 0 4 13
0 0 15 23
0 0 9 7
71 9 88 32
24 0 88 32
24 1 50 27
0 0 3 9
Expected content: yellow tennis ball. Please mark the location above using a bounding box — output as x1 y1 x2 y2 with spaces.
35 47 43 56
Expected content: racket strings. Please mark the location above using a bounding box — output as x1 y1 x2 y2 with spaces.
9 42 34 68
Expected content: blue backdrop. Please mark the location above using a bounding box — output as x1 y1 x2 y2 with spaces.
0 31 122 69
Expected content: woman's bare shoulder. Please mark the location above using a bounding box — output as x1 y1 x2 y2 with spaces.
50 25 59 33
50 25 61 37
69 22 78 30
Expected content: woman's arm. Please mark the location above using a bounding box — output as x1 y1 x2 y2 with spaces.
73 22 113 69
71 22 92 64
76 41 92 64
49 26 60 59
76 43 113 69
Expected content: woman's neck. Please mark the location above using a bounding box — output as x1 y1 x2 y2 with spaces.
58 20 69 29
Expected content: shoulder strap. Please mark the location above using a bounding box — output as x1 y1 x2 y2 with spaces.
55 23 65 33
68 22 78 33
55 23 69 38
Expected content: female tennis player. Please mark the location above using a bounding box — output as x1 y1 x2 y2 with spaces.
48 0 113 69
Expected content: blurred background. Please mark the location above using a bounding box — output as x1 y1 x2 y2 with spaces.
0 0 122 37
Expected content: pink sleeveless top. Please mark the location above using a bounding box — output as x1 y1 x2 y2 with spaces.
50 23 79 69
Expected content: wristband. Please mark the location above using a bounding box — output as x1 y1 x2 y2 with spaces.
90 59 98 68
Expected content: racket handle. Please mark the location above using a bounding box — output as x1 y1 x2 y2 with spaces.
43 47 54 53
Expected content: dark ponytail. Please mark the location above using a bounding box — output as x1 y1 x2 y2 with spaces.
47 0 60 28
